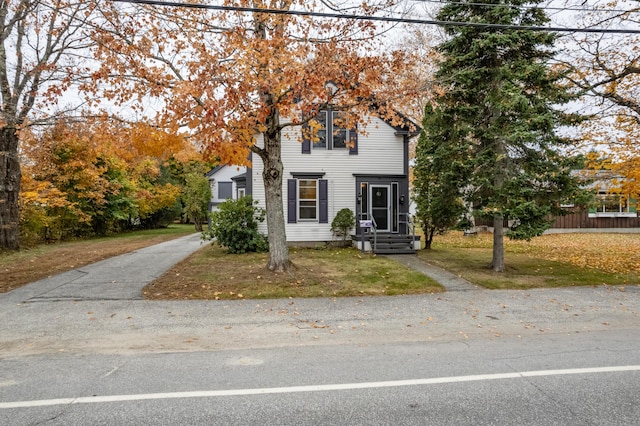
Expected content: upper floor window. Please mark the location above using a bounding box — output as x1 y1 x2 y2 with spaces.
302 109 358 155
331 111 350 149
312 112 327 149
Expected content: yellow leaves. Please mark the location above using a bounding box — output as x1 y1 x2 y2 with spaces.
130 123 189 161
438 233 640 275
136 183 180 218
19 173 71 210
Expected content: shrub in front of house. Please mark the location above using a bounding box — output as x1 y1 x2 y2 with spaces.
331 207 356 244
204 196 269 253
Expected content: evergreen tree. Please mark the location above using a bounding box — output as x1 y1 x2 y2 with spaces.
420 0 584 271
414 104 467 249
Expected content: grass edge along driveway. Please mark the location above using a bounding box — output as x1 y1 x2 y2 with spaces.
0 224 196 293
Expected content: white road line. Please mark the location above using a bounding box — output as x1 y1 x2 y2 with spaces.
2 365 639 409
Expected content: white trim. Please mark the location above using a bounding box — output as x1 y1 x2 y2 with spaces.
297 179 318 222
588 212 637 218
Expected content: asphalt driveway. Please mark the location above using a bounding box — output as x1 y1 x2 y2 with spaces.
2 233 204 304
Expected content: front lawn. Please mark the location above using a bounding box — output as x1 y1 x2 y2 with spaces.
418 232 640 289
144 244 444 300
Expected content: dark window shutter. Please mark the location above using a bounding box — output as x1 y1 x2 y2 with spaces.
288 179 297 223
349 127 358 155
302 123 311 154
319 179 328 224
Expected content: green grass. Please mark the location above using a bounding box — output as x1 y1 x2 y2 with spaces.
417 234 639 290
145 245 444 300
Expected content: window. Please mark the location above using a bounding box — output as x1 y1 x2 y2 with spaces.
312 111 327 149
298 180 318 220
302 109 357 154
287 177 328 224
589 192 637 218
331 111 350 149
218 182 233 200
237 188 246 199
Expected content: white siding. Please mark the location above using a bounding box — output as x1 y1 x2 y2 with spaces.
209 165 247 211
252 116 405 241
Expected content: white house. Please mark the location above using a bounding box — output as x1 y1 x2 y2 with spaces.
249 109 420 253
206 165 248 211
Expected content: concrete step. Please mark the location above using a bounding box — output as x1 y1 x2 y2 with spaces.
374 248 416 255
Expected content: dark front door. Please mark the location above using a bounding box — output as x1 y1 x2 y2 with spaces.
370 185 390 232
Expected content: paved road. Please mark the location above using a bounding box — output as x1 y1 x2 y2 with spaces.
1 331 639 425
1 238 639 424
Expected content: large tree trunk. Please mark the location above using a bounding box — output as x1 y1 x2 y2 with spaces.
491 213 505 272
251 14 292 273
0 126 20 250
261 122 292 273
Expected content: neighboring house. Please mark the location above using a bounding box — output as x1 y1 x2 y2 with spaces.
475 170 640 233
250 109 421 253
548 171 640 233
206 165 249 212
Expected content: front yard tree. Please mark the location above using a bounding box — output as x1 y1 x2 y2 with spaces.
413 104 467 249
561 3 640 197
430 0 583 271
0 0 95 249
92 1 418 272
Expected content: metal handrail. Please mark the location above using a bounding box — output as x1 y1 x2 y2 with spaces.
370 215 378 253
358 212 378 253
399 212 416 250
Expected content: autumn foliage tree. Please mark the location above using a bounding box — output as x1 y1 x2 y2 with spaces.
561 2 640 197
19 117 200 243
91 1 421 272
0 0 97 249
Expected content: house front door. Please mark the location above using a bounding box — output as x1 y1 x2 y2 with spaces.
370 185 391 232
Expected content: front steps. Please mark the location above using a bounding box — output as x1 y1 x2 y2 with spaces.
352 233 420 254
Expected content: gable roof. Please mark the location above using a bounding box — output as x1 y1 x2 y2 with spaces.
365 101 420 136
205 165 225 178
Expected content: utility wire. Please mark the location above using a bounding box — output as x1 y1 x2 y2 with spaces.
110 0 640 34
408 0 639 14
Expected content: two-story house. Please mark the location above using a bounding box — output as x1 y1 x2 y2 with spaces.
208 109 421 253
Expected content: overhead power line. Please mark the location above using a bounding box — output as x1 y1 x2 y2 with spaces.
110 0 640 34
409 0 640 14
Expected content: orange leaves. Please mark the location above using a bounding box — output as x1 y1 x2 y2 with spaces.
528 234 640 275
566 21 640 197
88 1 428 166
437 232 640 275
19 116 200 237
129 123 188 162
